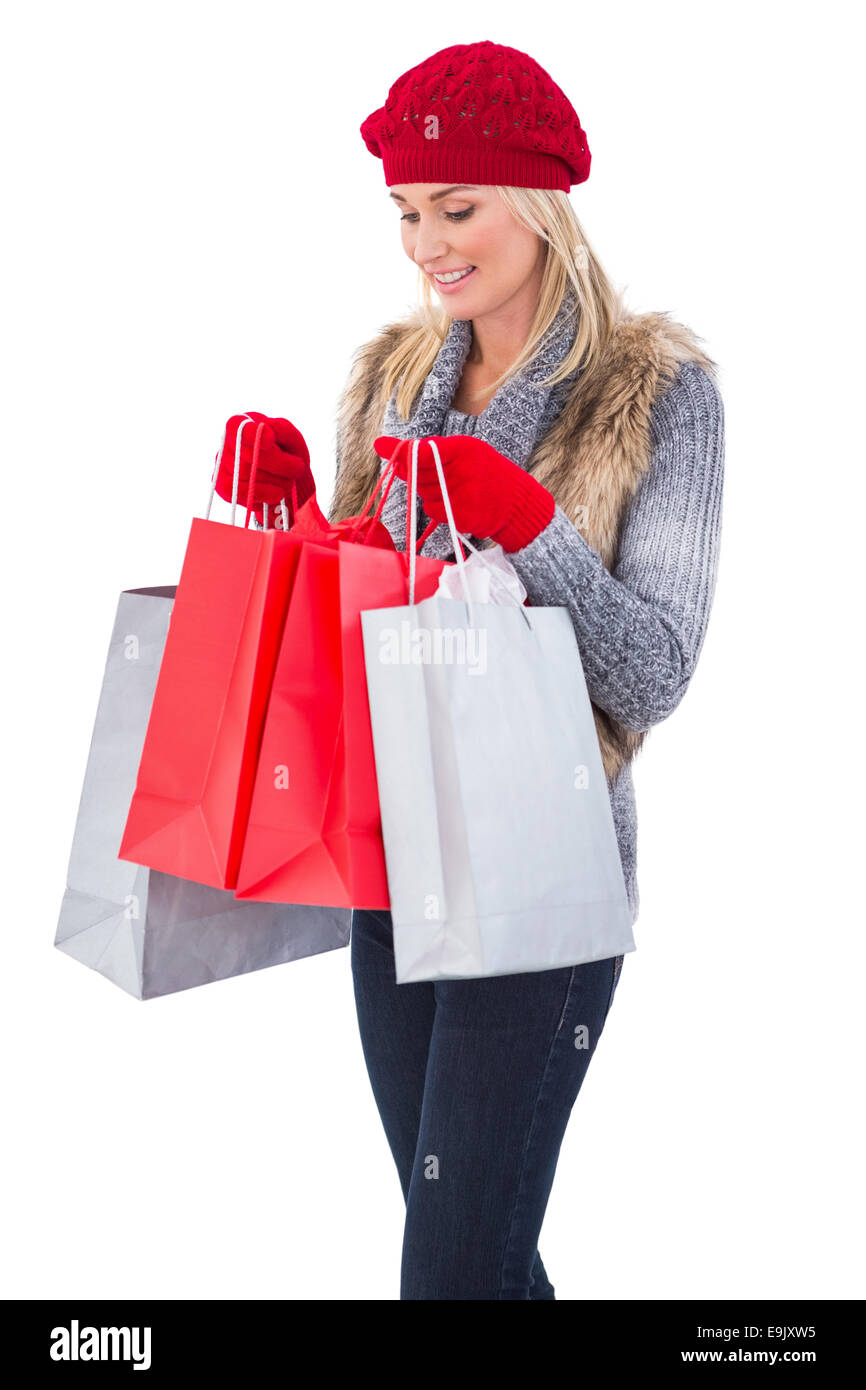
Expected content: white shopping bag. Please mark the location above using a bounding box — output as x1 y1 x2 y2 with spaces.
360 438 635 983
55 585 350 999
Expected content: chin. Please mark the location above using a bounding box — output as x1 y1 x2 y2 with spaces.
440 292 489 320
456 288 525 320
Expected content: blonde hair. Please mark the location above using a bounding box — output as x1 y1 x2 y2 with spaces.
382 187 625 419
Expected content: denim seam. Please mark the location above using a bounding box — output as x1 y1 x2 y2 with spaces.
555 966 576 1032
496 970 575 1298
604 955 623 1020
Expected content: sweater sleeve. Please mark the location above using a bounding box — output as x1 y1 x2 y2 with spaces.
504 361 725 733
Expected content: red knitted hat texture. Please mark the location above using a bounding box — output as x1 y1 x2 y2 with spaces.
360 40 590 192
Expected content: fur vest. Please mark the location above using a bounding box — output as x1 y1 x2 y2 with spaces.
329 307 718 781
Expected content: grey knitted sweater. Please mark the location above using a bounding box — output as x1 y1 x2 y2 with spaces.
370 289 725 921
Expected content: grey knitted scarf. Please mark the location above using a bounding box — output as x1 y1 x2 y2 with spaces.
378 286 581 559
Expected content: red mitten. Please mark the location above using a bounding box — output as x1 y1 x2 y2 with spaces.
214 412 315 526
373 433 555 552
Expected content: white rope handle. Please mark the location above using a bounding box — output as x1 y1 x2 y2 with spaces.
205 415 290 528
408 439 418 605
408 438 475 628
424 438 474 611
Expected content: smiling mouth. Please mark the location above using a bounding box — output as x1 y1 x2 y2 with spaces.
432 266 476 284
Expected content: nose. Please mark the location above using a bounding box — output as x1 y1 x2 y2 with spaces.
412 216 448 271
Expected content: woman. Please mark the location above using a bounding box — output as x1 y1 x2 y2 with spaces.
326 40 724 1301
242 39 724 1300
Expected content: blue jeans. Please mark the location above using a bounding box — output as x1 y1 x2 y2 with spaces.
350 907 625 1300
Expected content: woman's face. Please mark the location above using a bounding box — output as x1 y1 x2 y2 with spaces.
389 183 544 321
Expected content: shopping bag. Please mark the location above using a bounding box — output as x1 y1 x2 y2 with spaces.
233 458 448 908
56 585 350 999
359 437 636 982
232 539 347 905
118 420 301 889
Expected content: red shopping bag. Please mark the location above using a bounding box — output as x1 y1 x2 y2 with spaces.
232 539 348 905
118 420 302 889
233 455 453 908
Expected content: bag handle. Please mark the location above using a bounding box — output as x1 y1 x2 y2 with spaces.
402 437 534 630
402 437 476 625
336 438 407 546
400 443 468 566
343 438 454 553
204 416 295 529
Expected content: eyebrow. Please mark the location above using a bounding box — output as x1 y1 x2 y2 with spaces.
388 185 479 204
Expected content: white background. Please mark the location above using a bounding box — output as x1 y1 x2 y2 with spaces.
2 0 863 1301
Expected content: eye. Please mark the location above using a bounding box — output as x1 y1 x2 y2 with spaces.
399 207 475 224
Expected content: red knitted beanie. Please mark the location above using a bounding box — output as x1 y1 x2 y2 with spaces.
360 40 590 191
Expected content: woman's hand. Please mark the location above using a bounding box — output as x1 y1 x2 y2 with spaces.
373 433 556 552
215 412 315 526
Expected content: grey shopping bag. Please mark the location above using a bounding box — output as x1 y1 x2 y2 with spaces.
55 585 351 999
358 438 635 983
